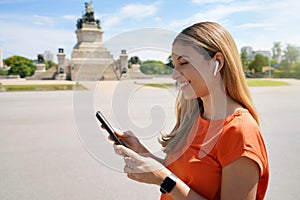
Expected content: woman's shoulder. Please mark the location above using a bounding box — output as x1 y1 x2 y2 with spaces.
224 108 259 134
217 108 263 153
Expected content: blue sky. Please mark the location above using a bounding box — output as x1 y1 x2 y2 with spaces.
0 0 300 62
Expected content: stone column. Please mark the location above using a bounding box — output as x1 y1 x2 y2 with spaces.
56 48 67 80
119 49 128 74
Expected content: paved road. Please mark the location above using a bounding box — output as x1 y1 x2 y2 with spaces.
0 78 299 199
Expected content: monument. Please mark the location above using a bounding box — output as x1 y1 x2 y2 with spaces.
71 2 118 81
28 54 57 80
35 54 46 72
55 48 67 80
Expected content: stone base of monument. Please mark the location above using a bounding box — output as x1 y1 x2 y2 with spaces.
121 64 153 80
35 63 46 72
71 22 118 81
27 66 57 80
55 73 67 80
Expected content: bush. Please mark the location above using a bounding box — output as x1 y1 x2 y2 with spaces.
4 56 35 78
140 60 172 75
273 71 300 79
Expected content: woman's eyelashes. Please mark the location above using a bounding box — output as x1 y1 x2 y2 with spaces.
180 61 189 65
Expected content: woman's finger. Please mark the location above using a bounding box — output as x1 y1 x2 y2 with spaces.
124 164 135 174
119 145 140 160
113 144 126 157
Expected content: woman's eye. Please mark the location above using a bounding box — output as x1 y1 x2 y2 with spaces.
180 61 189 65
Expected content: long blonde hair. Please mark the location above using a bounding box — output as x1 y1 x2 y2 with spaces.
159 22 259 153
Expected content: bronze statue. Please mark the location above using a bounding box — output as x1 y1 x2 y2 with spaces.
37 54 45 63
76 1 101 29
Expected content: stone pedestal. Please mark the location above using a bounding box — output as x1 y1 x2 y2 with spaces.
56 48 68 80
55 73 67 80
35 63 46 72
122 64 152 79
120 52 128 72
71 22 117 81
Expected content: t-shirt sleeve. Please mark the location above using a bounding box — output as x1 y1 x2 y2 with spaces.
216 113 268 177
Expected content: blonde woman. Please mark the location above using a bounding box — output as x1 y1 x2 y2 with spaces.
110 22 269 200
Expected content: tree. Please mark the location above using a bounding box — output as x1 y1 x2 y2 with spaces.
240 50 249 71
248 54 269 73
45 60 57 70
4 55 35 78
280 59 289 71
140 60 172 75
166 55 174 69
272 42 282 62
283 44 300 71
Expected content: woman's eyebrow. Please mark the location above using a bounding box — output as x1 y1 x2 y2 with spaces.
177 55 189 60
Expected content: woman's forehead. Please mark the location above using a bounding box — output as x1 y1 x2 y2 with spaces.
172 42 192 55
172 42 204 59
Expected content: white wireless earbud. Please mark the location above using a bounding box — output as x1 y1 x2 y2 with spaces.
213 61 219 76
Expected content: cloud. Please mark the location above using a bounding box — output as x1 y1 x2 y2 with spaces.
62 15 78 21
167 2 262 29
235 23 274 29
120 3 159 19
0 0 25 4
0 21 75 59
191 0 234 4
32 15 55 26
102 2 160 29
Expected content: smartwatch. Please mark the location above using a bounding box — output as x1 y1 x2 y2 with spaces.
160 173 178 194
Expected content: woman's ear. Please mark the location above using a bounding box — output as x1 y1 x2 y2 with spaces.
213 61 219 76
214 52 224 73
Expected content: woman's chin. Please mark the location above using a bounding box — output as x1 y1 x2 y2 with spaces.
182 91 197 100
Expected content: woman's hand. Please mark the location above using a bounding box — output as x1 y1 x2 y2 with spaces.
115 145 171 185
102 125 149 155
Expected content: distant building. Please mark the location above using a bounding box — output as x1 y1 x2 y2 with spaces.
43 50 54 62
241 46 253 61
241 46 271 61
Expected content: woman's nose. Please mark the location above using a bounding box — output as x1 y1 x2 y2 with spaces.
172 69 181 80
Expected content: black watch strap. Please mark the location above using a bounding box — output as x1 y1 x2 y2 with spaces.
160 173 178 194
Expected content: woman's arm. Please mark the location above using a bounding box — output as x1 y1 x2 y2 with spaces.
119 146 260 200
221 156 259 200
167 157 259 200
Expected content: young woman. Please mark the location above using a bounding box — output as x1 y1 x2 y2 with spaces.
110 22 269 200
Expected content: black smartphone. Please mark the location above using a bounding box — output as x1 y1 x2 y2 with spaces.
95 111 127 147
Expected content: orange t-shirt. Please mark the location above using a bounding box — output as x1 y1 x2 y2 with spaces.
161 109 269 200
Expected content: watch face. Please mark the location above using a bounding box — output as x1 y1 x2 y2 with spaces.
160 174 177 194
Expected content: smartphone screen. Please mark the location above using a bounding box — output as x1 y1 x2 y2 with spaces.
95 111 127 147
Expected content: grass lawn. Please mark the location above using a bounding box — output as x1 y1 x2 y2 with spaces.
143 83 175 88
246 79 289 86
142 79 289 89
0 84 87 92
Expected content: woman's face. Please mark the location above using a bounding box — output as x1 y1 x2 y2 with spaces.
172 41 214 100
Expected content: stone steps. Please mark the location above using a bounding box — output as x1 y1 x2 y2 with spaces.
27 66 57 80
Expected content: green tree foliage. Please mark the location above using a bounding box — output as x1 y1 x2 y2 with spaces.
0 69 9 76
166 55 174 68
283 44 300 71
140 60 172 75
248 54 269 73
272 42 282 62
240 50 248 71
45 60 57 70
293 62 300 72
4 55 36 78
